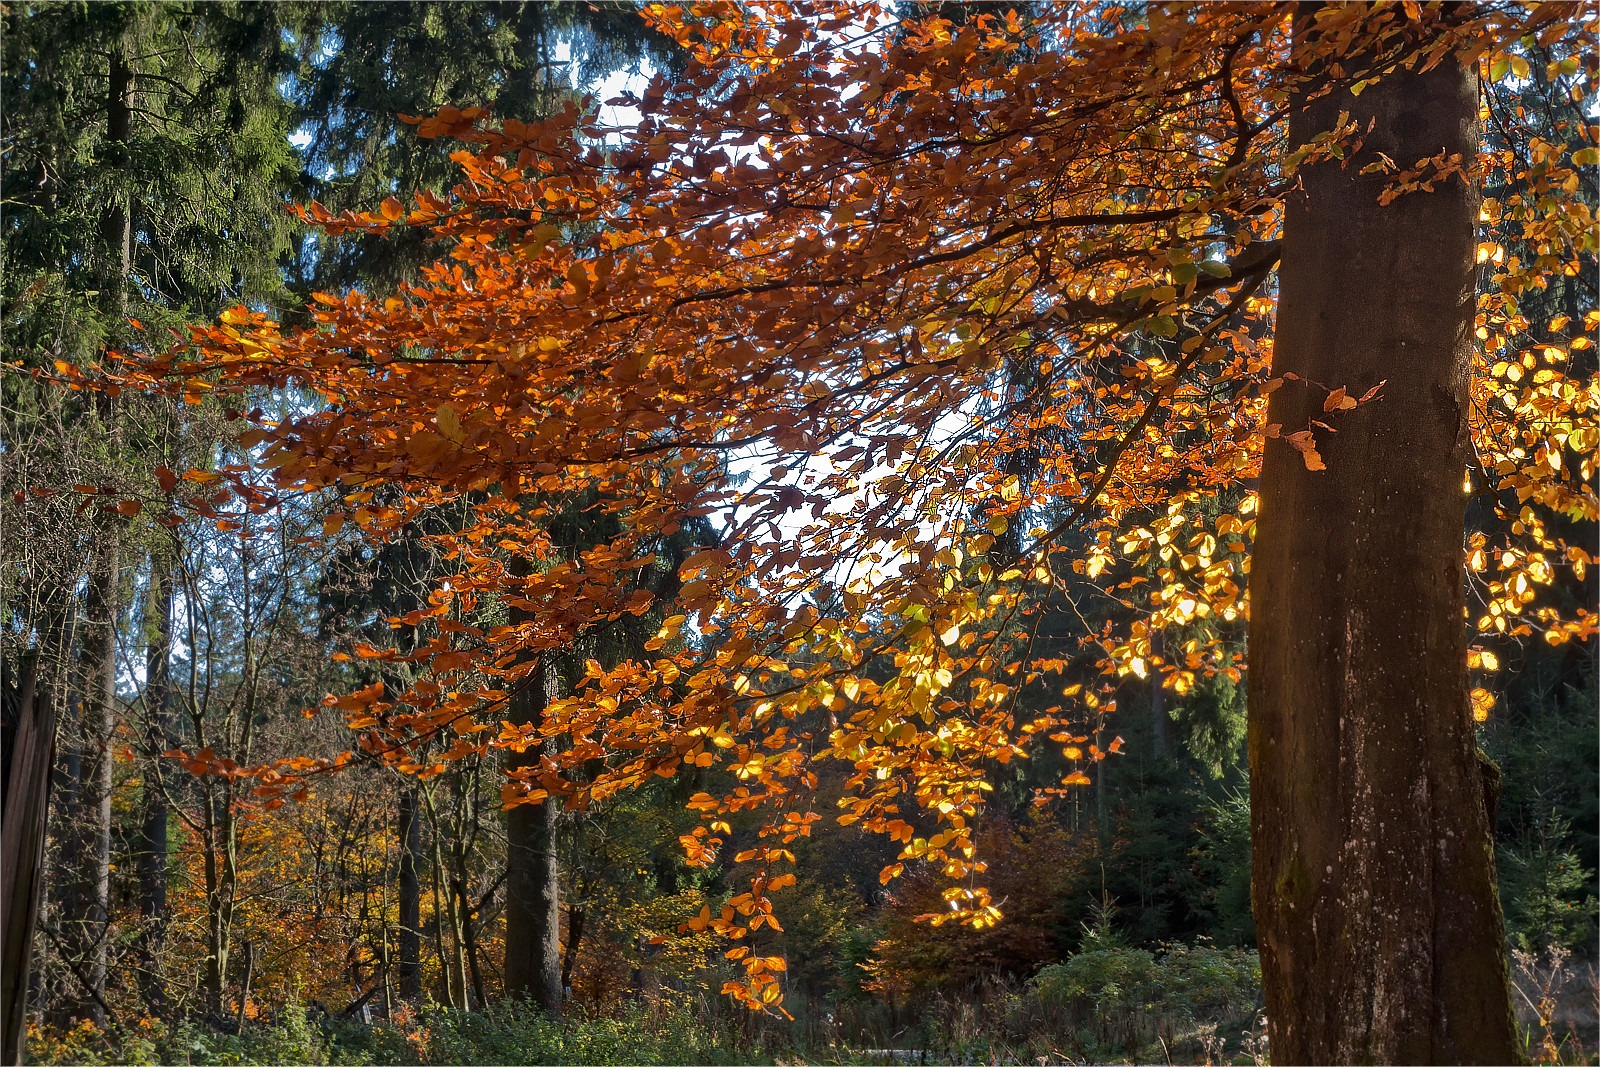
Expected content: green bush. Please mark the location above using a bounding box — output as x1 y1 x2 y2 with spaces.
1035 941 1261 1021
1500 813 1600 955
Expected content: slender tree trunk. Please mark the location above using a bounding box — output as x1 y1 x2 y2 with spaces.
72 539 118 1028
201 798 228 1014
235 941 254 1031
560 905 585 996
1249 18 1520 1064
503 664 562 1015
1093 723 1108 844
200 777 243 1017
396 784 421 1000
56 31 135 1030
1150 629 1168 759
46 607 81 1026
425 821 451 1007
379 933 393 1020
422 792 468 1010
455 875 486 1011
99 46 132 296
135 541 174 1015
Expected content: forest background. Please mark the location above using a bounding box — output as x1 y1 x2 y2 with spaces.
1 2 1595 1065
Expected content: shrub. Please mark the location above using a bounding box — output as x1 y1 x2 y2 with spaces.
1036 940 1260 1021
1031 939 1263 1060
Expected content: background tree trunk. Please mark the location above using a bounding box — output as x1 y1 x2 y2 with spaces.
135 541 174 1015
1150 629 1168 759
58 27 134 1030
503 664 562 1015
1249 19 1521 1064
69 540 118 1028
396 784 421 1001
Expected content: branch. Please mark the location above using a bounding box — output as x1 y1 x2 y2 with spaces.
1017 256 1278 561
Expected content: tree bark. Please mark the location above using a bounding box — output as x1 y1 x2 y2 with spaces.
1249 18 1521 1065
135 540 174 1015
560 905 585 996
67 538 118 1028
54 29 136 1030
503 664 562 1015
454 872 486 1011
396 784 422 1000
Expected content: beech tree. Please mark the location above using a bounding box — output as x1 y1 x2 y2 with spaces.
1250 10 1515 1060
97 1 1594 1059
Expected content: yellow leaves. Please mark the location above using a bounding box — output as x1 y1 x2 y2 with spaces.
1471 687 1496 723
435 403 465 444
1567 546 1590 582
646 614 687 652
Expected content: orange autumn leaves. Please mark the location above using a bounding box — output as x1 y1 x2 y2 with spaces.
97 1 1596 1010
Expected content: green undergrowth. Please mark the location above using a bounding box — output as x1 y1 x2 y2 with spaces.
31 943 1595 1066
26 1000 759 1066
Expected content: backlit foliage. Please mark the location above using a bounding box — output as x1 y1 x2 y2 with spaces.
85 1 1596 1010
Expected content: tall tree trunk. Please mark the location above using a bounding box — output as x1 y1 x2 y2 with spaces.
454 873 486 1011
43 606 81 1027
396 784 421 1000
503 664 562 1015
135 541 174 1015
1249 18 1520 1064
201 793 232 1015
560 905 585 997
421 790 468 1010
71 539 118 1028
59 27 135 1030
99 45 132 305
